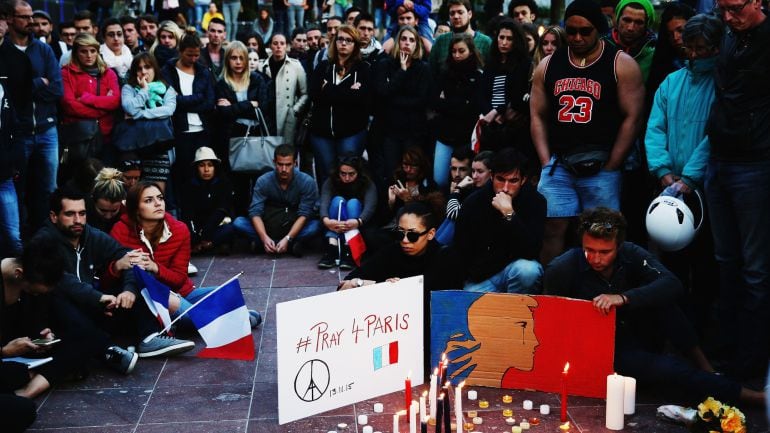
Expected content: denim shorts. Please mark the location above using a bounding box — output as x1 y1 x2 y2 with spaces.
537 156 621 217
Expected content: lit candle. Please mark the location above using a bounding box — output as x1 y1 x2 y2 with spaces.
623 376 636 415
559 421 571 431
440 355 449 384
429 369 438 420
561 362 570 423
442 383 451 433
436 393 444 433
406 371 412 416
502 395 513 403
420 391 427 424
438 353 447 383
454 381 464 431
502 409 513 417
606 373 625 430
410 401 418 433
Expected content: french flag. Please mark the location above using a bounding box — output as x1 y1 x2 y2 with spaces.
187 278 255 361
373 341 399 370
134 266 172 331
344 229 366 266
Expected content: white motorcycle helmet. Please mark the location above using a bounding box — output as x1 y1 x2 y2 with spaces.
645 189 703 251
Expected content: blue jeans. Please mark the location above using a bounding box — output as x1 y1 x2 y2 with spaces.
704 159 770 374
233 215 322 242
433 140 455 191
287 5 305 33
537 156 622 217
222 1 242 40
325 197 361 238
0 179 21 256
384 20 433 43
434 218 455 246
273 9 288 36
374 7 391 30
310 130 367 187
16 127 58 231
463 259 542 294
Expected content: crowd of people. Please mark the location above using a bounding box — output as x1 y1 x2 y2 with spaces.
1 0 769 429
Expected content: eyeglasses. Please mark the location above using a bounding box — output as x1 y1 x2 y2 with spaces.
715 0 753 15
393 228 430 243
336 36 355 45
565 26 595 36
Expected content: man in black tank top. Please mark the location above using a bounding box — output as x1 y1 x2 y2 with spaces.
529 0 644 265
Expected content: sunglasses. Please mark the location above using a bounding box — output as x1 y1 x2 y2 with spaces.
565 26 595 36
393 228 430 243
581 221 615 233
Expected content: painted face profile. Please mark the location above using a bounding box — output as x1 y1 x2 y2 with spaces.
443 294 539 386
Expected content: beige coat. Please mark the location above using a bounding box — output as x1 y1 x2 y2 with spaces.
260 57 309 145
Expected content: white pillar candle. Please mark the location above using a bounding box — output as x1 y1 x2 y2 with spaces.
455 381 465 431
358 414 368 425
519 421 530 430
362 427 373 433
410 401 417 433
512 427 523 433
623 376 636 415
522 400 533 410
420 391 427 423
467 390 477 400
373 403 384 413
429 370 438 420
606 373 625 430
393 412 400 433
539 404 550 415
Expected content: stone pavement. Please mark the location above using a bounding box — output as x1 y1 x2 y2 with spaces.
26 252 769 432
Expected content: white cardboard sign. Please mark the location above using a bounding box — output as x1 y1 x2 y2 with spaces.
277 276 425 424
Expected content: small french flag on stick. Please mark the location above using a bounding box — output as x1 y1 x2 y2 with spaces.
344 229 366 266
134 266 172 331
373 341 399 371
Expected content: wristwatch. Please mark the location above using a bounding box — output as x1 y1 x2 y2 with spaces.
285 235 293 242
504 211 515 221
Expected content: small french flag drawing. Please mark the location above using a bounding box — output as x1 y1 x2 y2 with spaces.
373 341 399 370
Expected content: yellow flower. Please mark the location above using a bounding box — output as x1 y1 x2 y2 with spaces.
698 397 723 419
720 406 746 433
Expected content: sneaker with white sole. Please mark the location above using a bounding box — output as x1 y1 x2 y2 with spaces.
137 334 195 358
187 262 198 275
249 310 262 328
104 346 138 374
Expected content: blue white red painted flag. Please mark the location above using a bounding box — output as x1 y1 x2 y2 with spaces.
372 341 399 370
187 278 255 360
134 266 173 331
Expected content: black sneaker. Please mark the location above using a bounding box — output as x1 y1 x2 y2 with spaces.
137 334 195 358
104 346 138 374
339 246 355 270
318 247 338 269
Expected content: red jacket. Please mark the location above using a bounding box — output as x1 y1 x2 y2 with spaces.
61 63 121 142
110 212 194 297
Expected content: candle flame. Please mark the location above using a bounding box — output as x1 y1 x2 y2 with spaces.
444 381 451 387
561 421 571 427
407 370 412 378
563 362 570 373
441 353 447 361
439 392 445 399
398 409 407 416
422 390 428 397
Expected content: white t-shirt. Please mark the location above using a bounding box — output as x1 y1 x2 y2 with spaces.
176 67 204 133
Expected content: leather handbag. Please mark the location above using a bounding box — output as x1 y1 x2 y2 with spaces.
229 108 284 173
112 117 175 152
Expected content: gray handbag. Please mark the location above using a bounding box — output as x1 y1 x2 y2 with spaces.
228 108 284 173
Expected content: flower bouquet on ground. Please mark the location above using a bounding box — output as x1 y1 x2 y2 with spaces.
656 397 746 433
690 397 746 433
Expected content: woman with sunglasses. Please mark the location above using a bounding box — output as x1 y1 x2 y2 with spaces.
309 25 372 187
318 155 377 269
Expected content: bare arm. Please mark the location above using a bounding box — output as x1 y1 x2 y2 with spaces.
606 52 644 170
529 56 552 167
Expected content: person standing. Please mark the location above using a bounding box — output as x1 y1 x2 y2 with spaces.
429 0 492 76
222 0 241 41
529 0 644 265
201 17 227 78
704 0 770 380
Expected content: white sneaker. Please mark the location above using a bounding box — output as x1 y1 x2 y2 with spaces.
187 262 198 275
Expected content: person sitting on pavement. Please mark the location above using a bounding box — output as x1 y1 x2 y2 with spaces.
318 155 377 270
543 207 766 406
434 147 474 246
88 167 127 234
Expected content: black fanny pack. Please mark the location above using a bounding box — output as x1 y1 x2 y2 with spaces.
559 150 609 177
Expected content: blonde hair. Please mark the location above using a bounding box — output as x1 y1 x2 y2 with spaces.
150 20 183 54
72 33 108 75
92 167 126 202
222 40 250 92
391 26 424 62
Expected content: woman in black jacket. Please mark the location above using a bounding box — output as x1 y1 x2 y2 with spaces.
309 25 371 187
431 34 484 191
215 40 270 215
374 25 432 182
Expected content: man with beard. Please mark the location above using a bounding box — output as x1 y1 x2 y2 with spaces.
429 0 492 76
530 0 643 265
137 14 158 53
451 148 546 293
233 145 321 256
604 0 656 82
304 26 322 72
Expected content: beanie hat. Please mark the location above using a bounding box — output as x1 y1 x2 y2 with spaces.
564 0 610 35
615 0 655 27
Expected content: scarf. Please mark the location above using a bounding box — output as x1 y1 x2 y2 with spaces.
100 44 133 79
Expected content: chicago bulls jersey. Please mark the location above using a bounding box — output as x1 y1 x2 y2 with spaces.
543 41 621 154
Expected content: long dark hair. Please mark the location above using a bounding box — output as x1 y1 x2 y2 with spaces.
646 2 695 102
444 34 483 71
329 155 372 199
489 19 529 72
127 52 165 88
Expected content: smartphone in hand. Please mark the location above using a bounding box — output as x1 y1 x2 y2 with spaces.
31 338 61 346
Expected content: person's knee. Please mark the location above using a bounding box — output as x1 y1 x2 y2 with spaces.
505 260 542 293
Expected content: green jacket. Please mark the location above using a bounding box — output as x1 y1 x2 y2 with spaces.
604 28 656 83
